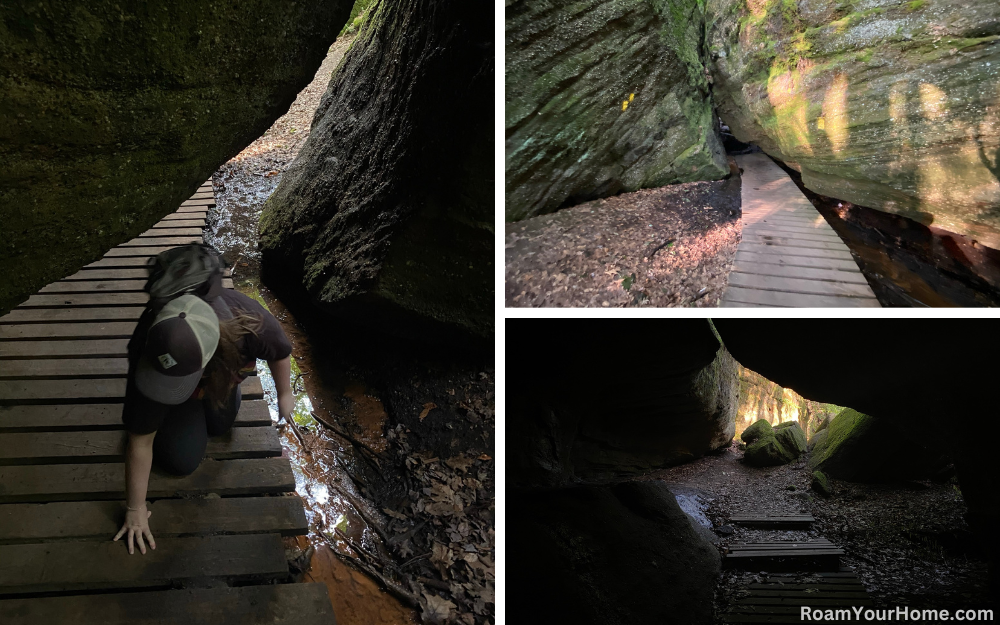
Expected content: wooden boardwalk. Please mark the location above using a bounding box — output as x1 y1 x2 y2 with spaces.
0 182 336 623
722 566 873 624
721 153 881 307
724 538 845 571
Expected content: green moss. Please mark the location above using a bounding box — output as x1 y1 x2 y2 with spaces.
339 0 374 36
741 418 773 444
906 0 926 11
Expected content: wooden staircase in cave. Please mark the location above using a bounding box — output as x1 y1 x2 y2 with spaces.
721 567 873 624
0 181 337 624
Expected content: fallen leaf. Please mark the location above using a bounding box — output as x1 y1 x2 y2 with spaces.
419 402 437 421
478 454 492 461
421 593 457 624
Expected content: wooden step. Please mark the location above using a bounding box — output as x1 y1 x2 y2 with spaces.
0 425 281 465
0 399 272 432
0 457 296 503
0 583 336 625
0 376 263 403
724 540 844 571
730 514 815 529
0 533 287 595
0 496 307 543
723 567 872 623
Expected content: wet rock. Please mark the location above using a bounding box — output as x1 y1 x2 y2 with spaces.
812 470 832 498
741 418 773 444
508 480 720 625
807 408 951 483
504 0 729 221
706 0 1000 247
508 320 739 488
259 0 493 345
774 421 808 455
0 1 353 314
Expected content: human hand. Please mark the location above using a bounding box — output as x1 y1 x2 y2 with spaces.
113 504 156 555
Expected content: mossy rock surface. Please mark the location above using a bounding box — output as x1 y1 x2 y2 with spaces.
808 408 951 482
744 433 798 467
807 427 829 451
775 421 807 454
0 0 353 314
504 0 729 221
741 418 773 444
811 470 832 497
706 0 1000 247
260 0 493 344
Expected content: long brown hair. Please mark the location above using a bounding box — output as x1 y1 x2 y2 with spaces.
202 312 264 410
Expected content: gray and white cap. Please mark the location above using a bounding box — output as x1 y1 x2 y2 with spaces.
135 295 221 405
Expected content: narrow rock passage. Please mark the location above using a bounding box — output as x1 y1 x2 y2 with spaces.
722 154 881 307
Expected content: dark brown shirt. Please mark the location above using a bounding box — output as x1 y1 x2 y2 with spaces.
122 290 291 434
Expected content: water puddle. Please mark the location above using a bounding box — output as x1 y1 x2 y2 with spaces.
667 484 715 528
238 280 416 624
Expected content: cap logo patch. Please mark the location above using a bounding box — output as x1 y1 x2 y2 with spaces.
158 353 178 369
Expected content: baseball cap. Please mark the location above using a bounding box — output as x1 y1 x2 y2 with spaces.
135 295 221 405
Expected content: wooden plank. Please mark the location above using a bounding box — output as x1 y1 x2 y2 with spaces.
0 339 131 359
0 358 127 379
741 232 848 247
727 273 878 298
0 533 287 595
38 280 148 294
151 219 206 228
747 584 866 591
0 583 336 625
104 246 188 257
64 268 150 280
0 307 142 323
737 243 854 260
120 236 202 247
722 286 881 308
0 321 137 339
735 597 872 607
0 426 280 465
34 278 232 294
726 549 844 556
17 292 149 307
86 257 159 268
179 201 215 209
742 222 841 236
0 457 296 502
0 496 307 543
160 212 208 221
0 376 263 402
734 251 860 272
139 228 205 238
0 400 273 432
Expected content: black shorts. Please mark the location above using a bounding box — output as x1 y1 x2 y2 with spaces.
152 385 241 476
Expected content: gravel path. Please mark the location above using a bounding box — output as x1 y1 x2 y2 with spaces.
644 442 990 614
505 173 742 308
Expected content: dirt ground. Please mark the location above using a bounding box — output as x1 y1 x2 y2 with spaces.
643 442 990 618
505 170 742 308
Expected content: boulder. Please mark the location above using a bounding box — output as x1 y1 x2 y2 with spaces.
741 418 773 444
504 0 729 221
774 421 807 454
508 319 739 488
807 427 829 452
808 409 951 483
0 1 353 314
706 0 1000 247
260 0 493 345
508 480 720 625
812 470 832 498
737 367 841 439
744 433 798 467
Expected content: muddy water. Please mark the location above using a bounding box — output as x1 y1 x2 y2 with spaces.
204 36 417 624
